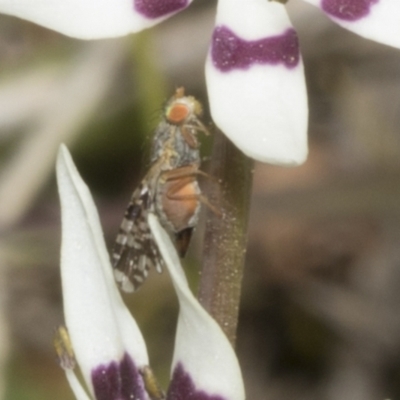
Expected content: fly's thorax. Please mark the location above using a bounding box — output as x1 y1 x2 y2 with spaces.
169 134 200 168
150 123 201 169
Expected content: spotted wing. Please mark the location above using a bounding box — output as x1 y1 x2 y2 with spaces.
111 181 165 292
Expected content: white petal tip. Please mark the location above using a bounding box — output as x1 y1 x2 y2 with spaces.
304 0 400 49
148 214 245 400
205 2 308 166
1 0 193 39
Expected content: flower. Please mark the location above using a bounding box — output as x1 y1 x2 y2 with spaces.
2 0 400 164
56 144 245 400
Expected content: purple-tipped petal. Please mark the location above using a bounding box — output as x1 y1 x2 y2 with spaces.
205 0 308 165
168 363 225 400
303 0 400 49
148 214 245 400
92 353 146 400
57 145 149 399
0 0 192 39
134 0 189 19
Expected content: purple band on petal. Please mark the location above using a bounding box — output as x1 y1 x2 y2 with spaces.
321 0 379 21
134 0 188 19
168 362 226 400
92 353 146 400
211 26 300 72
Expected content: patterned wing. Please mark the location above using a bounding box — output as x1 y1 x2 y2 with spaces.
111 181 165 292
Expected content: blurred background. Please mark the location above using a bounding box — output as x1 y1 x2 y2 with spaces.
1 1 400 399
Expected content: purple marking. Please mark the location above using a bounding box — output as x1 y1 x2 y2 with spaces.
167 362 226 400
211 26 300 72
91 353 146 400
321 0 379 21
134 0 188 19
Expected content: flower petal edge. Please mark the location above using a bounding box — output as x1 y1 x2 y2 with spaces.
148 213 245 400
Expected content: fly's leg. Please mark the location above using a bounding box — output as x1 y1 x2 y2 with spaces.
162 166 221 217
164 165 219 184
181 119 210 148
168 182 222 217
180 127 199 148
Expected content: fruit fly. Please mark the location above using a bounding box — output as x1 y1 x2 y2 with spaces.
112 88 217 292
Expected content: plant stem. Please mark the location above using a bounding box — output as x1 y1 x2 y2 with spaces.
198 130 254 346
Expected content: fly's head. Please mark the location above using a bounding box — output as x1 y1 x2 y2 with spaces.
165 87 208 149
165 87 203 126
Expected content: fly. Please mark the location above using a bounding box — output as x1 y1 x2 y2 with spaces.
111 88 217 292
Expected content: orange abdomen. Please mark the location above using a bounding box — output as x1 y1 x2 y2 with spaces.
160 179 200 233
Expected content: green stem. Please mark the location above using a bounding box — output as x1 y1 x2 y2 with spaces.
198 130 254 346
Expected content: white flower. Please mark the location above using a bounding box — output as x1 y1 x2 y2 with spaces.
56 144 245 400
205 0 308 165
0 0 193 39
205 0 400 165
2 0 399 164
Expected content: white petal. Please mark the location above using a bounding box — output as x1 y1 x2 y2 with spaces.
205 0 308 165
148 214 245 400
57 144 148 395
0 0 192 39
65 370 92 400
303 0 400 49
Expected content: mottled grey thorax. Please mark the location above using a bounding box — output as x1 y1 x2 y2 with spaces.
150 122 200 169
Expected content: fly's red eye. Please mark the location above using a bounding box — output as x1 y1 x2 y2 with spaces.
167 103 190 124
